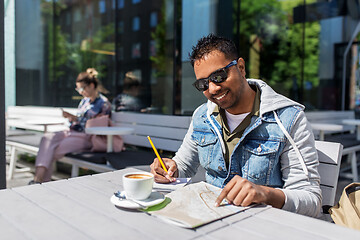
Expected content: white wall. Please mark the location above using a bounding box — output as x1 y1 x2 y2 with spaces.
4 0 16 110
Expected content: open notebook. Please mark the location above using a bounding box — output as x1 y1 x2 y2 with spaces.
146 181 251 228
152 178 191 193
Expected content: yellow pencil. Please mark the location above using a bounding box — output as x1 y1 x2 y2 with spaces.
147 136 168 173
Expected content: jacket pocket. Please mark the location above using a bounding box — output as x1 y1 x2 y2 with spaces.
192 131 217 146
192 130 218 168
242 139 280 184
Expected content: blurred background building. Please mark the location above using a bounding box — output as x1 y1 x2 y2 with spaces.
4 0 360 116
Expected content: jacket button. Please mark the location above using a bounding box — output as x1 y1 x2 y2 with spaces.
257 145 262 153
218 166 223 171
201 136 205 143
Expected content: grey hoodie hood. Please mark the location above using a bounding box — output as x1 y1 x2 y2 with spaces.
249 79 304 117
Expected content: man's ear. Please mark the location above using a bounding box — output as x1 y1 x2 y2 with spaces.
238 58 246 77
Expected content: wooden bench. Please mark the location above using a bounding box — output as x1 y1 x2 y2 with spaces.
6 106 192 180
305 110 359 182
6 105 77 132
111 111 192 152
6 106 74 179
61 111 192 177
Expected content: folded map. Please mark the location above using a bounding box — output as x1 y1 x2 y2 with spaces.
147 181 251 228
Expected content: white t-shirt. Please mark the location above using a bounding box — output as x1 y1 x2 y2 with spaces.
225 110 250 133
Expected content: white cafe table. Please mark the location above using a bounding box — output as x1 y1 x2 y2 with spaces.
1 168 359 240
26 119 67 133
310 123 344 141
85 126 134 152
342 119 360 140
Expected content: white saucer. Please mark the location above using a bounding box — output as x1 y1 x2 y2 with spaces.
110 191 165 209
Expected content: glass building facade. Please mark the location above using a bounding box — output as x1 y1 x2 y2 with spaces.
5 0 360 115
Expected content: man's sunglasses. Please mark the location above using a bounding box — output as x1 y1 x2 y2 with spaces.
192 60 237 91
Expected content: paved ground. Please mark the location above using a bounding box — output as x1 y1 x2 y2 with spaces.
5 159 71 189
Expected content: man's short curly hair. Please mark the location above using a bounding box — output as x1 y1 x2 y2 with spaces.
189 34 238 67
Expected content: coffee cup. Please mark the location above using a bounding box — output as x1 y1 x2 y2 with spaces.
122 172 154 200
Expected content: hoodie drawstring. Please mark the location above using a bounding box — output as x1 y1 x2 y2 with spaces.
273 110 309 179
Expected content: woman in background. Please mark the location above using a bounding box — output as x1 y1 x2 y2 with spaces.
29 68 111 184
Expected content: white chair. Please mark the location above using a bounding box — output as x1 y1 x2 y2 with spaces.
6 134 42 180
315 140 343 207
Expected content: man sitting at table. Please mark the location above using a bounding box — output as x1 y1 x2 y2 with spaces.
150 34 321 218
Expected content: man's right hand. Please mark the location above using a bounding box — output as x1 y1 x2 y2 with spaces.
150 158 178 183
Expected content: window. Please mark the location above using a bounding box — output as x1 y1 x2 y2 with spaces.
113 0 125 9
132 17 140 31
118 47 124 61
65 12 71 25
118 21 124 34
99 0 106 14
132 43 141 58
13 0 175 115
85 2 93 18
149 40 156 57
75 32 81 44
74 8 81 22
150 12 157 27
119 0 125 8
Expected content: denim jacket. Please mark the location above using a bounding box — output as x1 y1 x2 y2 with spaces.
173 79 321 217
191 104 303 188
